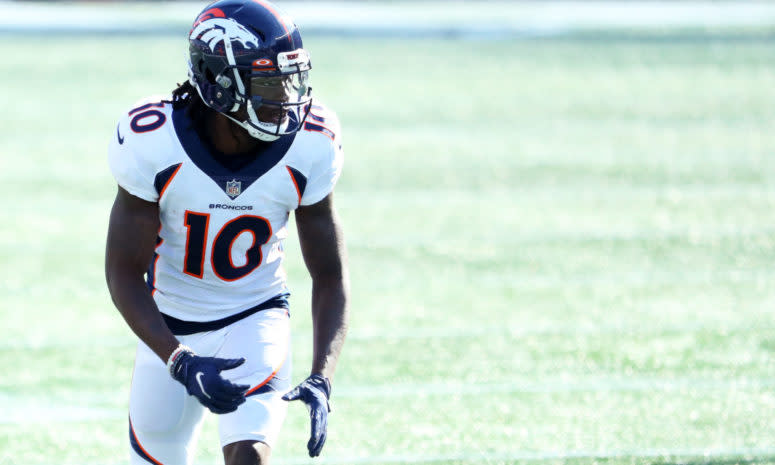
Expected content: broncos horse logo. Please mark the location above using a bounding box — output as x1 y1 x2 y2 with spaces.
189 16 261 54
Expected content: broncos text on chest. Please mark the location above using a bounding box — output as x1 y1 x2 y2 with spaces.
209 204 254 210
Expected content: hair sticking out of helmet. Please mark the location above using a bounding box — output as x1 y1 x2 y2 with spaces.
186 0 312 142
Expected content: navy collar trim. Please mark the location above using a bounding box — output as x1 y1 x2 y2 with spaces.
172 106 296 200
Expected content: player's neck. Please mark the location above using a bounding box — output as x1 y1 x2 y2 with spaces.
206 111 266 156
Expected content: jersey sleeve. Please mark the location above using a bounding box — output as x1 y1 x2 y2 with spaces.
107 117 160 203
300 113 344 206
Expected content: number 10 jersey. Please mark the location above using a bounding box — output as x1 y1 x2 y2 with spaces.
108 96 343 322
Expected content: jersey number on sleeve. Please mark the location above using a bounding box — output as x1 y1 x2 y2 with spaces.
183 211 272 282
129 102 167 133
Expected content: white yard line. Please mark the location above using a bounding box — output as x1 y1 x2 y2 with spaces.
0 395 120 424
346 322 775 341
1 1 774 35
334 377 775 398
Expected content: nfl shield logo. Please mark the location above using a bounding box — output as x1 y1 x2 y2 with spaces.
226 179 241 198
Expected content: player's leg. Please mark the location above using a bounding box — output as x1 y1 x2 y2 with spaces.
222 440 272 465
128 339 207 465
216 307 292 465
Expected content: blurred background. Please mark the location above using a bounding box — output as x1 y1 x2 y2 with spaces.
1 1 775 464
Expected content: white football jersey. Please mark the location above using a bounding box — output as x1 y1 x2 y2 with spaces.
108 96 343 322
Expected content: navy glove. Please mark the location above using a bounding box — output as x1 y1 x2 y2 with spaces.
282 374 331 457
169 348 250 414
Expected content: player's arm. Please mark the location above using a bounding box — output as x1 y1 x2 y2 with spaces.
105 186 249 414
283 192 349 457
105 186 178 361
296 192 350 379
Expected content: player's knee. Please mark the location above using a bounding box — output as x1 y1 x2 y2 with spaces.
223 440 271 465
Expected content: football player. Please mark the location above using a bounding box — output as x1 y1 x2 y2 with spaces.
104 1 349 464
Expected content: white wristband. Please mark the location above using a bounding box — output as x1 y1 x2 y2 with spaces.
166 344 193 376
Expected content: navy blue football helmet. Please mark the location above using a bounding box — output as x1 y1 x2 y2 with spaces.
187 0 312 141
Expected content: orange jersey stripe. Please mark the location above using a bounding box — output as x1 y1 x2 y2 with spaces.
158 164 182 201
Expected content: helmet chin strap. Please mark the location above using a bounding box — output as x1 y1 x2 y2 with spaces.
223 113 281 142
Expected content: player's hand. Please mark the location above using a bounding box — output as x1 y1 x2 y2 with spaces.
170 349 250 414
282 374 331 457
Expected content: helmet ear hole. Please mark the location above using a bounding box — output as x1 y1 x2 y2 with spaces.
204 68 217 85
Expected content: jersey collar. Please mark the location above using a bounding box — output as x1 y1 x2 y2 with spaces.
172 105 296 200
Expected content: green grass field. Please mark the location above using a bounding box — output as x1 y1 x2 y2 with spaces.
1 31 775 465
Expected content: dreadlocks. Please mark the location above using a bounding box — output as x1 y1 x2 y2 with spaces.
171 80 210 129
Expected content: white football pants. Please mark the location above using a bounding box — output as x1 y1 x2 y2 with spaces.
128 307 291 465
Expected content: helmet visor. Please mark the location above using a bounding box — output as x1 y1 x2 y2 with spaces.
247 71 310 128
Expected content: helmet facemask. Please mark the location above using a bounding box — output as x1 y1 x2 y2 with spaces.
226 59 312 142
